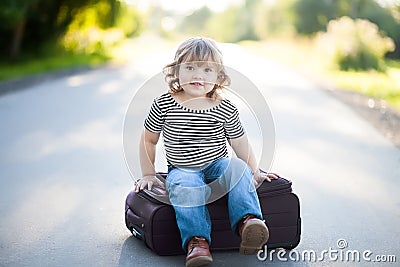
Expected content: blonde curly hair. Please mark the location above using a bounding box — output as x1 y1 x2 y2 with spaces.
163 37 231 98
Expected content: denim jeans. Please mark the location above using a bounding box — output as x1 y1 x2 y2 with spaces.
166 157 263 250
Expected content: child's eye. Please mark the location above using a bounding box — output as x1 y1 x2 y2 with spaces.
185 65 194 71
205 68 214 73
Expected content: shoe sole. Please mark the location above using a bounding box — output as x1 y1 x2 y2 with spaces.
240 220 269 255
186 255 213 267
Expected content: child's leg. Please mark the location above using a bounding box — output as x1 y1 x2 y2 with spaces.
204 157 263 233
166 167 212 250
225 158 263 233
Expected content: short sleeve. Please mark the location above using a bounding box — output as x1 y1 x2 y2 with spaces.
144 98 164 133
224 106 245 139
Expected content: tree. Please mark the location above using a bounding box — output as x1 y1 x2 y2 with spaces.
358 1 400 58
0 0 141 60
318 16 395 70
292 0 400 58
293 0 345 34
0 0 41 60
0 0 90 60
179 6 212 35
253 0 296 39
204 0 260 42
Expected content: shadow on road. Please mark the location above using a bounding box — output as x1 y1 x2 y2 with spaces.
118 235 311 267
118 236 183 267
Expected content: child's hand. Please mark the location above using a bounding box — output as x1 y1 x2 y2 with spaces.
134 175 165 192
253 170 279 185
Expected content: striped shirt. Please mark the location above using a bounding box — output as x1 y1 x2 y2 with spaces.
144 92 245 167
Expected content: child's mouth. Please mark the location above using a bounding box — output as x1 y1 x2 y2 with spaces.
190 82 204 86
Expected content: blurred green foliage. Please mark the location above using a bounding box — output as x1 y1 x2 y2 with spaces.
317 16 395 71
207 0 260 42
292 0 400 58
154 0 398 72
115 4 143 38
253 0 297 39
172 0 400 60
1 0 399 76
60 0 140 54
0 0 143 61
179 7 212 35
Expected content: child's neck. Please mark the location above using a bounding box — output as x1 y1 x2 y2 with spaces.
173 91 221 111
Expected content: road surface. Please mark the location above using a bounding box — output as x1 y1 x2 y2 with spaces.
0 39 399 267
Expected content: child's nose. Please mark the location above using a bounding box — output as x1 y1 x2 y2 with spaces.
192 70 203 79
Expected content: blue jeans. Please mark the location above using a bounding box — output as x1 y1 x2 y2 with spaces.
166 157 263 250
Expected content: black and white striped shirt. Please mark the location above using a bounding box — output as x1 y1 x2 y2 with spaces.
144 92 245 167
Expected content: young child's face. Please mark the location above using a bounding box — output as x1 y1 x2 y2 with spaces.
178 60 219 98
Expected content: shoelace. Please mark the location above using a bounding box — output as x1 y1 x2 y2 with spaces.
188 237 208 252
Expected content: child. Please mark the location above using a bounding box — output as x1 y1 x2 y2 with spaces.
135 37 277 267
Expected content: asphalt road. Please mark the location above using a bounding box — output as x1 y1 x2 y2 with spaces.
0 42 399 267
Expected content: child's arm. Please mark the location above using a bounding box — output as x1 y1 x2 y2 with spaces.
228 134 257 174
135 129 164 192
229 134 278 184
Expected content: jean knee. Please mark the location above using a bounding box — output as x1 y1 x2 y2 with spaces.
225 158 252 180
167 168 204 186
166 168 210 207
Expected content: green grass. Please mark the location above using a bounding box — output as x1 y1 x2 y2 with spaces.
241 38 400 111
327 64 400 109
3 36 399 111
0 33 174 82
0 52 110 81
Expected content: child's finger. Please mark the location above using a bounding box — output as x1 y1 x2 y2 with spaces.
253 179 259 187
134 180 141 192
147 181 154 191
267 173 279 179
259 172 271 182
140 181 148 191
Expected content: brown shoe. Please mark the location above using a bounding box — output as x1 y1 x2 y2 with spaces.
185 236 213 267
238 215 269 255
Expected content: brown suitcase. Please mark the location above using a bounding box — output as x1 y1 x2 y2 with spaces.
124 173 301 255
